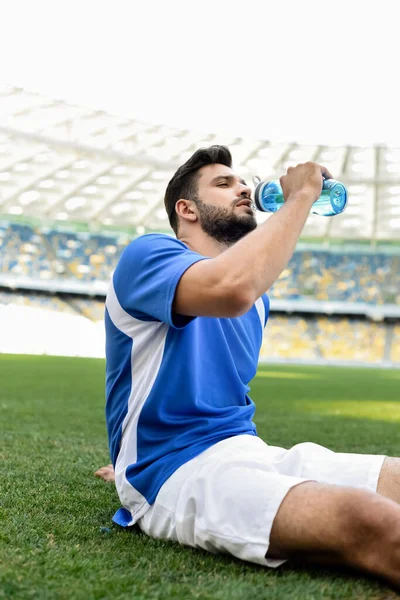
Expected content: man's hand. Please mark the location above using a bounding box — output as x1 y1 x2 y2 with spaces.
94 464 115 482
280 162 333 205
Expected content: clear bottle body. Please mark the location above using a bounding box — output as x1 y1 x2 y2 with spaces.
254 179 348 216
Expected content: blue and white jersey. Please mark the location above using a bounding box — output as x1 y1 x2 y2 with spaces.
105 233 270 526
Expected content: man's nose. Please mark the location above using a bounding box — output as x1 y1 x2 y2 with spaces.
238 183 251 198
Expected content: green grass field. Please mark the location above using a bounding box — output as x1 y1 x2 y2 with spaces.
2 354 400 600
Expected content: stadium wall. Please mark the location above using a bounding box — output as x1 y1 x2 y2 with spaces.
1 273 398 320
1 297 398 369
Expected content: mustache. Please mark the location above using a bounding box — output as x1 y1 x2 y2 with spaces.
233 198 256 210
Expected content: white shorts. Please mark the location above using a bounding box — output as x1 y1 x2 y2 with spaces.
137 434 385 567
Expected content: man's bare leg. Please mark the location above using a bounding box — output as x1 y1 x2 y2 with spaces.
377 457 400 504
94 457 400 586
268 480 400 588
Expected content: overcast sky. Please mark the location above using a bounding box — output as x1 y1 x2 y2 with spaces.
1 0 399 146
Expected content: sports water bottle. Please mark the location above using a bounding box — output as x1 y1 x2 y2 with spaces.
252 176 348 216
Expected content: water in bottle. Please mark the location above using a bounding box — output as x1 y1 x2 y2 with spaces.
253 177 348 216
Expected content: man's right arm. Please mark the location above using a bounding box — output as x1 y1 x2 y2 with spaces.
173 162 332 319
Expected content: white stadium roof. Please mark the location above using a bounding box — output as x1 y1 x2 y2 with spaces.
1 85 400 241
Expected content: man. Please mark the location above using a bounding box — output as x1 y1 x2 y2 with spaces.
97 145 400 588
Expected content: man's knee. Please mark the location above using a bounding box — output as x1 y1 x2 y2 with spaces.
339 489 400 569
269 482 400 564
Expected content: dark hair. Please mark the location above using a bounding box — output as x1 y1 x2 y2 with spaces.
164 145 232 235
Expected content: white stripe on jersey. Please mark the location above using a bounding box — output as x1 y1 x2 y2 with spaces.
106 280 169 521
255 297 266 331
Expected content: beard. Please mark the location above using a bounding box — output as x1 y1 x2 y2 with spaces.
195 200 257 246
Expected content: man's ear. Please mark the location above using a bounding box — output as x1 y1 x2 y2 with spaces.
175 199 198 223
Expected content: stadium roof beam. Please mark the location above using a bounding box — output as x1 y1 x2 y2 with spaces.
90 169 154 221
0 150 61 210
312 146 324 162
340 146 352 180
372 147 381 244
272 142 298 171
14 105 83 133
0 149 49 173
42 163 116 217
0 125 181 171
240 141 268 162
0 159 77 211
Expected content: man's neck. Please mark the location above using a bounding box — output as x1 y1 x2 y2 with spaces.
179 234 229 258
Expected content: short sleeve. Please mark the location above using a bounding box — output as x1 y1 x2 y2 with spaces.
112 233 208 328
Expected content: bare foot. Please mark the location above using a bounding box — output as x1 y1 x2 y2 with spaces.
94 464 115 482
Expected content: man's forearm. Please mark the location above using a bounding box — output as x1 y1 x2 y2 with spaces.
214 192 315 305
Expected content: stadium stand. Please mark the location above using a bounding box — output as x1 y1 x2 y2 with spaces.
68 297 105 321
268 251 400 305
0 221 55 279
261 315 318 360
43 229 125 281
259 314 395 365
1 220 399 306
0 288 76 314
314 316 386 363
